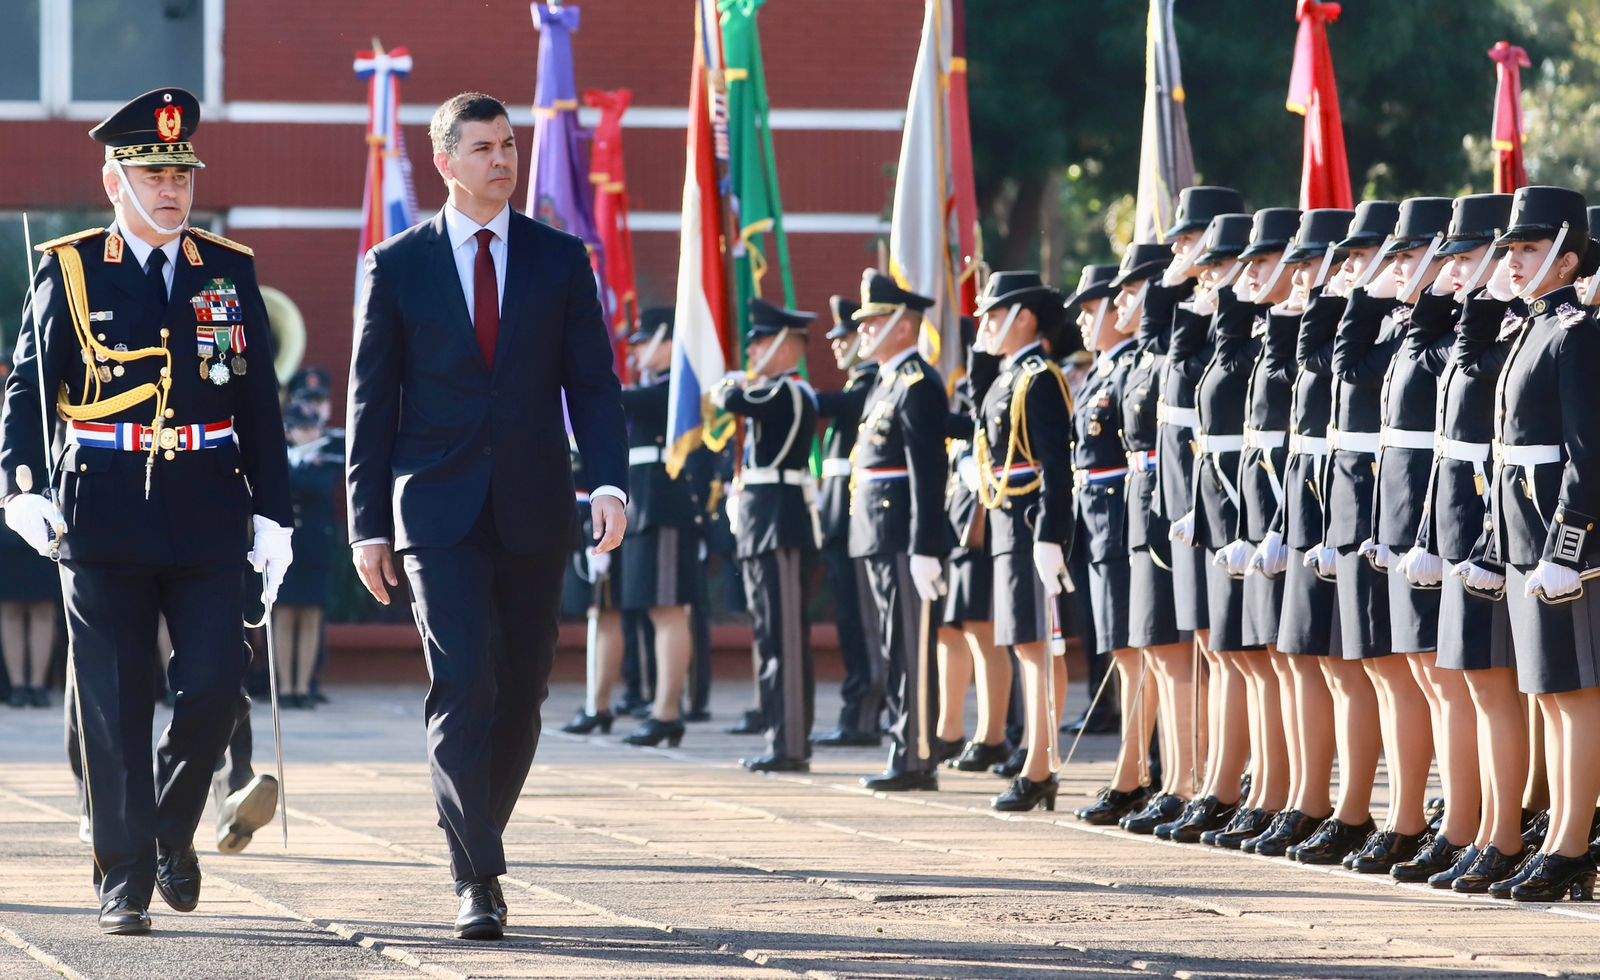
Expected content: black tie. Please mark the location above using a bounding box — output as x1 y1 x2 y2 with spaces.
145 248 168 311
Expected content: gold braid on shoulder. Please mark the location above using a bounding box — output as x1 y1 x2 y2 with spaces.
974 359 1073 510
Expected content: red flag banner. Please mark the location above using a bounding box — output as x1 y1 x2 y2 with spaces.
1286 0 1352 210
948 0 980 321
585 87 638 381
1489 41 1531 194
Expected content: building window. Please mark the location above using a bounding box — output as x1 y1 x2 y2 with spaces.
0 0 42 102
71 0 206 103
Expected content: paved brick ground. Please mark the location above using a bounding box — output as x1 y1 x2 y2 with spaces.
1 682 1596 979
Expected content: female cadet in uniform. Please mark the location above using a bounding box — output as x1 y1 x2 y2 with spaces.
274 403 342 707
561 449 626 735
0 354 59 706
970 273 1075 812
1480 186 1600 901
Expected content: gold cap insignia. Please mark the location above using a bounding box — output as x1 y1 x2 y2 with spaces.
156 105 183 143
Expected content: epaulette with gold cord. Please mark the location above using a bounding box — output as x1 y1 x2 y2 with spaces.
899 360 926 387
972 357 1073 510
188 227 254 257
33 228 104 253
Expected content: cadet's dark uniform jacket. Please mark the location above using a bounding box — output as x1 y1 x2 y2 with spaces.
1373 289 1458 549
848 354 949 558
1187 291 1260 551
1073 339 1138 562
1324 289 1405 549
620 375 698 532
816 363 878 549
1237 308 1297 543
714 371 819 558
970 343 1075 556
1122 312 1172 553
1151 280 1201 520
1276 288 1347 549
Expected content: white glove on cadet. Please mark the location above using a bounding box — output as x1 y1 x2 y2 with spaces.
1247 531 1290 577
588 548 612 580
4 493 65 558
1449 559 1505 594
1032 541 1069 597
1215 539 1253 577
957 455 981 494
1304 544 1339 579
1169 510 1197 547
1524 560 1583 602
1358 537 1393 570
909 554 947 604
248 515 295 605
1399 546 1444 587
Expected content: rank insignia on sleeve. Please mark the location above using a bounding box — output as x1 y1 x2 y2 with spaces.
1555 303 1588 329
1555 522 1587 564
103 233 124 264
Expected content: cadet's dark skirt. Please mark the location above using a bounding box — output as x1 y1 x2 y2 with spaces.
942 550 992 627
277 558 330 608
1336 549 1392 660
621 526 696 610
993 552 1059 648
1171 540 1209 632
0 536 61 604
1242 563 1284 648
1436 575 1514 672
1387 566 1439 654
1128 549 1182 649
1087 557 1130 656
1278 549 1340 656
1506 564 1600 694
1204 551 1251 652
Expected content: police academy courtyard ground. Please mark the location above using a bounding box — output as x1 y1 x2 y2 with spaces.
3 682 1599 980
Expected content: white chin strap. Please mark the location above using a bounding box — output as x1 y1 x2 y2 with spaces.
1251 253 1289 304
115 161 190 236
1459 238 1499 297
637 324 668 378
749 327 790 377
1313 246 1338 289
857 307 905 361
1115 281 1149 333
1399 234 1445 304
983 304 1022 356
838 334 863 371
1353 237 1394 291
1517 224 1569 300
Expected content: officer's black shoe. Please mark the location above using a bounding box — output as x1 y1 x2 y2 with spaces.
1349 829 1425 874
1166 795 1237 844
5 688 26 708
560 710 614 735
992 775 1058 812
1453 845 1525 894
1522 809 1550 850
862 770 938 792
991 746 1028 779
28 686 50 708
1392 834 1463 882
98 897 151 935
812 727 882 748
216 774 279 855
454 881 504 940
1510 852 1598 902
1075 786 1148 826
950 740 1012 771
1120 793 1185 835
931 736 966 766
725 709 766 736
155 846 202 913
621 717 685 747
1291 816 1376 865
1212 808 1277 850
1061 709 1120 736
742 754 809 773
1428 843 1480 889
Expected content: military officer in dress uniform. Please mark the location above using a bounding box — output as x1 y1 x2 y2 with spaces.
711 300 820 773
0 89 293 934
813 295 885 747
847 270 950 791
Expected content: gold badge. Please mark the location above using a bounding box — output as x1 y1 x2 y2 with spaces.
104 234 124 264
1532 299 1548 316
157 427 179 451
182 237 203 267
156 105 183 143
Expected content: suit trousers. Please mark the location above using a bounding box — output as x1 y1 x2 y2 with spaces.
740 548 815 760
865 554 938 775
60 559 248 907
821 545 884 734
400 498 569 885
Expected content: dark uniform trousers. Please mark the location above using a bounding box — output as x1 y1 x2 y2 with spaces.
399 497 569 885
864 554 939 775
821 544 884 734
741 548 815 760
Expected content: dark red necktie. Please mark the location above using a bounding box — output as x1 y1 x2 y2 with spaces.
473 228 499 370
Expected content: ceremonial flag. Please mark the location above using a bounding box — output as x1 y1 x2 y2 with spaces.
353 42 418 298
665 1 734 477
1286 0 1352 210
1133 0 1195 243
948 0 981 320
1489 41 1530 193
527 3 603 258
585 88 639 380
719 0 794 346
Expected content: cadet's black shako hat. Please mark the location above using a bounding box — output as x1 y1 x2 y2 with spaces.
1283 208 1356 264
1165 186 1246 239
1063 264 1120 309
1108 242 1173 289
748 298 815 340
853 269 934 320
1381 197 1454 257
826 295 861 340
1333 200 1400 252
1436 194 1514 258
89 88 205 168
1495 186 1589 257
1194 214 1254 266
626 307 675 346
1238 208 1304 260
974 270 1055 317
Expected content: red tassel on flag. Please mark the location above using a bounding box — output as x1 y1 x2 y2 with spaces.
1489 41 1531 193
1287 0 1352 210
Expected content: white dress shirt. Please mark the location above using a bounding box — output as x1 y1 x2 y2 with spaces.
117 223 180 297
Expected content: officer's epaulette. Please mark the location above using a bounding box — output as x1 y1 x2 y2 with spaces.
187 227 254 257
1020 352 1052 375
33 228 104 253
898 359 926 386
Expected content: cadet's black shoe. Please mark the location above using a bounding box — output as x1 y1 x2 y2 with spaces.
98 897 151 935
812 727 882 748
1291 816 1376 865
454 882 504 940
1453 845 1525 894
155 846 202 913
621 717 685 747
862 770 938 792
683 709 712 723
1392 834 1463 882
725 709 766 736
1423 795 1445 830
1488 851 1545 899
1166 795 1237 844
1075 786 1148 826
216 774 279 855
5 688 26 708
991 747 1027 779
1510 851 1598 902
611 693 650 719
992 775 1058 812
1212 808 1277 850
1120 793 1186 835
1427 843 1480 889
560 710 614 735
742 754 809 773
1061 709 1120 735
1522 809 1550 851
1349 829 1425 874
930 736 966 766
29 686 50 708
950 740 1012 772
1249 809 1323 857
1242 811 1289 854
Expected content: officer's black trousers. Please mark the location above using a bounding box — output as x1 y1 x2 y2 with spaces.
740 548 815 760
400 501 568 886
60 559 248 907
821 546 883 734
865 554 938 775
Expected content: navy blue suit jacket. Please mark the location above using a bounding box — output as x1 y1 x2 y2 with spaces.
346 208 627 553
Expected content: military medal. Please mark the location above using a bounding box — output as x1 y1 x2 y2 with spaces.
189 277 245 386
231 354 248 376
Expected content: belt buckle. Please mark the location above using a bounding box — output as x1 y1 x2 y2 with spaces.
157 427 179 451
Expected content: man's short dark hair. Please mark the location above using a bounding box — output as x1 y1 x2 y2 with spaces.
430 93 510 158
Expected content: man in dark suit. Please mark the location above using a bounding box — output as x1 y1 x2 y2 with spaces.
345 92 628 941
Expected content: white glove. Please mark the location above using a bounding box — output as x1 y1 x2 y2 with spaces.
1032 541 1068 597
1188 290 1218 317
248 515 295 605
588 548 612 580
909 554 947 604
3 492 64 558
1399 546 1444 588
1215 539 1253 577
1169 510 1196 547
957 455 980 494
1449 559 1505 594
1247 531 1289 577
1358 537 1392 570
1525 560 1582 602
1305 544 1339 579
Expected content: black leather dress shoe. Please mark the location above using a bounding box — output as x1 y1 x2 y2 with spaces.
991 746 1027 779
1427 843 1480 889
1251 809 1323 857
454 882 505 940
930 736 966 766
155 846 202 913
1212 808 1277 850
488 878 508 923
1392 834 1463 882
1453 845 1525 894
862 770 938 792
1061 709 1120 736
560 710 614 735
99 897 151 935
1241 811 1289 854
1167 795 1237 844
1522 809 1551 850
1120 793 1186 835
1349 829 1425 874
621 717 685 747
683 709 712 723
1488 851 1545 899
812 727 882 748
950 740 1012 771
1075 786 1148 826
724 709 766 736
992 775 1058 812
1291 816 1375 865
1510 851 1598 902
215 774 279 855
742 754 810 773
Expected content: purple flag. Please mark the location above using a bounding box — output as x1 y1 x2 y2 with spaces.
527 3 602 252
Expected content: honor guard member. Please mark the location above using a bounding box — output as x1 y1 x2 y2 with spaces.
847 270 950 791
813 295 885 747
711 299 820 773
615 308 701 749
969 271 1075 811
561 448 627 735
0 89 293 934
